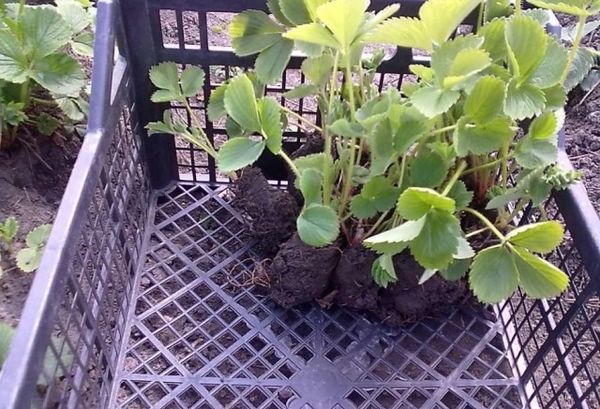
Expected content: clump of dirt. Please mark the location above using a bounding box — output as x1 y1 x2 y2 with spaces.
232 167 299 255
331 246 469 325
268 234 340 308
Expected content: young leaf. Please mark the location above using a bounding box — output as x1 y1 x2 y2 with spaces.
504 80 546 120
36 113 60 136
0 216 18 244
440 258 470 281
316 0 368 48
529 111 559 140
469 245 519 303
410 209 461 270
230 10 284 56
505 15 548 82
350 176 399 219
299 168 323 206
364 217 426 252
409 151 448 188
515 137 557 169
297 204 340 247
411 86 460 118
180 66 205 97
257 97 283 154
480 18 507 62
207 83 228 122
255 37 294 84
217 138 265 172
513 247 569 299
442 49 491 89
368 0 481 51
16 248 43 273
564 47 595 91
283 23 341 49
372 254 397 288
301 53 335 86
390 105 430 153
454 117 513 156
464 76 506 123
506 221 564 253
447 181 473 211
26 224 52 249
397 187 456 220
329 118 364 138
224 74 261 133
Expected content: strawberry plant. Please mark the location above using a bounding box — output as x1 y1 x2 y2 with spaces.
147 0 597 304
0 0 94 148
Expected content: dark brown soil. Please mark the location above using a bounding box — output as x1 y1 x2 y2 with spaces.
332 246 469 325
268 233 340 308
0 136 79 326
231 167 299 256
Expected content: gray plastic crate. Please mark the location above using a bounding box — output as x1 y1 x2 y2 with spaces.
0 1 598 408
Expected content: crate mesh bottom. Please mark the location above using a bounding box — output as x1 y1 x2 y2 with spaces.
111 183 524 409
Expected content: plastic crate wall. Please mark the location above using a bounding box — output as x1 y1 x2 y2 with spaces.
0 0 597 408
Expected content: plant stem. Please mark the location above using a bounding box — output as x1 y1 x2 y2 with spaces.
500 141 510 191
561 14 587 85
364 210 391 239
442 161 467 196
462 153 513 176
466 227 490 238
31 97 55 106
323 51 340 206
279 151 301 178
465 208 505 241
338 54 358 217
182 99 218 158
427 124 458 138
514 0 522 15
20 81 30 109
280 105 323 133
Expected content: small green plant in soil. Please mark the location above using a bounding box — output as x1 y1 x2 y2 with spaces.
147 0 597 307
0 0 94 149
0 218 51 275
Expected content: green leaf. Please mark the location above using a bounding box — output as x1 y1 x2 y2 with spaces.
217 137 265 172
0 30 29 82
32 53 84 96
419 269 438 285
0 322 15 364
36 112 60 136
440 258 470 281
351 176 399 218
368 0 481 51
390 105 430 153
255 37 294 84
230 10 284 56
564 47 595 91
54 95 86 121
529 111 559 140
526 0 590 16
442 49 491 89
410 64 434 82
397 187 456 220
515 137 557 169
224 74 261 133
455 237 475 259
530 37 569 89
299 168 323 205
447 181 473 211
297 204 340 247
0 216 18 244
505 15 548 81
294 153 331 173
180 66 204 97
16 248 43 272
469 245 519 303
207 83 227 122
410 209 461 270
267 0 294 26
411 86 460 118
257 97 283 154
26 224 52 248
409 151 448 188
480 18 507 61
283 23 341 49
364 217 426 251
430 35 484 83
372 254 397 288
329 118 364 138
464 76 506 123
504 80 546 120
283 84 318 99
454 117 513 156
149 62 179 93
506 221 564 253
56 0 90 35
316 0 368 48
21 6 72 59
280 0 312 25
301 53 334 86
370 119 396 176
513 247 569 299
543 85 566 110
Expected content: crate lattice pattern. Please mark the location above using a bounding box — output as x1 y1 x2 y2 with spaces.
111 183 526 409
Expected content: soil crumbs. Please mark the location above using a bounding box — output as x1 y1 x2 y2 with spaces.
0 137 79 326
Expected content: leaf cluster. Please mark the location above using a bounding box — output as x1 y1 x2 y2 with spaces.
146 0 599 304
0 0 94 148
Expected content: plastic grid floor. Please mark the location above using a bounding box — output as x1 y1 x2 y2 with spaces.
111 183 525 409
